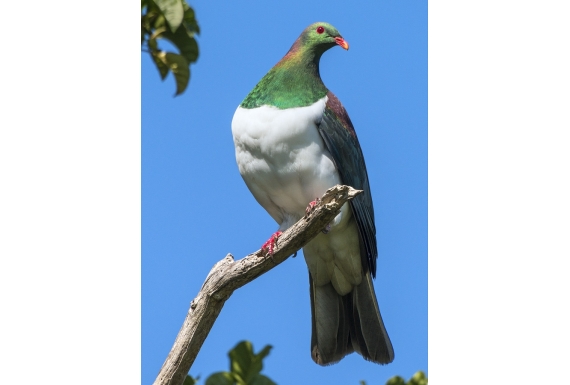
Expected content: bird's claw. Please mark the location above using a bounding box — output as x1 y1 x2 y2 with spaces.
305 198 320 217
322 223 332 234
262 231 282 259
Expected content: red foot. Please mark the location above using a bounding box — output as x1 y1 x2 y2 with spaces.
305 198 320 217
262 231 282 256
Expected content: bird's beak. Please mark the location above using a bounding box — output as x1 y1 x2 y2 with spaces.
335 37 349 50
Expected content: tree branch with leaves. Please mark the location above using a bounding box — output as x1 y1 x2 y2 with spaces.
141 0 199 95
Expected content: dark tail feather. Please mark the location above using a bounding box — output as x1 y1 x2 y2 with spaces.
309 272 394 365
309 274 352 365
349 272 394 363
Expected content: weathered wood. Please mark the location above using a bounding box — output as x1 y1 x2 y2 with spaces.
153 185 362 385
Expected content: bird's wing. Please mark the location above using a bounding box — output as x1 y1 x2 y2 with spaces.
317 91 378 277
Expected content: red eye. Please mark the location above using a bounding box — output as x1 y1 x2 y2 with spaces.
316 26 324 34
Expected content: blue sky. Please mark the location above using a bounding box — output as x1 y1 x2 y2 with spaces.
142 1 426 384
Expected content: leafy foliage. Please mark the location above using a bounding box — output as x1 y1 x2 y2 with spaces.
384 371 428 385
359 371 427 385
187 341 276 385
141 0 199 95
184 375 198 385
186 340 425 385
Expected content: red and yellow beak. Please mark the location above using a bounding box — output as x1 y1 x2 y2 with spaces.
335 36 349 50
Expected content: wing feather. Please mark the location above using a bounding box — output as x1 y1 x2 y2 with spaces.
317 91 378 277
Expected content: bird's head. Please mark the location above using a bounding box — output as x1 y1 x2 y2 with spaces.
299 22 349 53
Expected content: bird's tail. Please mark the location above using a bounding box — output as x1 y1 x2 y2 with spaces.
309 272 394 365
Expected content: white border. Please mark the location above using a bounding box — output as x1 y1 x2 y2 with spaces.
0 2 140 383
429 1 570 381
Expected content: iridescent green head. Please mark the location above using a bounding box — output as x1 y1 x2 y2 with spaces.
296 22 349 54
240 22 349 109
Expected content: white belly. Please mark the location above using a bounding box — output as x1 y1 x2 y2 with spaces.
232 96 363 294
231 96 341 230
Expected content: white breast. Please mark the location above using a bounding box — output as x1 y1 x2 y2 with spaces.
231 96 341 230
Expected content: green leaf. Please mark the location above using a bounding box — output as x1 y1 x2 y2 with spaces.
229 341 256 382
385 376 406 385
255 345 272 362
152 13 167 30
384 372 427 385
408 371 427 385
156 52 189 95
141 5 155 41
205 372 234 385
183 375 198 385
148 36 159 51
166 53 189 95
162 26 199 64
153 0 183 32
247 344 272 382
249 374 277 385
182 4 200 34
151 51 169 80
228 341 274 385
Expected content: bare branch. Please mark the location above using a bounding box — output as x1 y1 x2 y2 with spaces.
153 185 362 385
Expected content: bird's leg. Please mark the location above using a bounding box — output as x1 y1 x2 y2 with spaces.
322 223 332 234
261 231 282 258
304 198 321 217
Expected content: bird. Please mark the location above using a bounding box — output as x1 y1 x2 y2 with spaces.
231 22 394 366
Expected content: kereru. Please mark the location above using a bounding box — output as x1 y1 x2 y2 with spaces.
231 22 394 365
